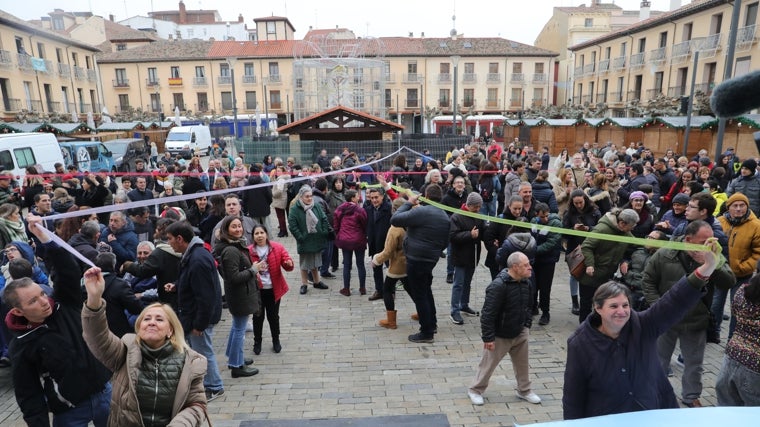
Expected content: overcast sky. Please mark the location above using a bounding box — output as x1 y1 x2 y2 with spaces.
5 1 675 46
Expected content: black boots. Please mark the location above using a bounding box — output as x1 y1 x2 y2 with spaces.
571 295 580 315
253 339 262 355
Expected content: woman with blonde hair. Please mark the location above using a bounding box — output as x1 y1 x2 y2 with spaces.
82 268 208 426
0 204 26 249
553 167 575 217
212 176 228 190
230 158 248 188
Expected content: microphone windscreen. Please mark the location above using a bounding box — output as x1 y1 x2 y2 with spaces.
711 70 760 118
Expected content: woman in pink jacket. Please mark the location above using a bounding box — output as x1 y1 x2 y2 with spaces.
333 189 368 296
249 224 294 355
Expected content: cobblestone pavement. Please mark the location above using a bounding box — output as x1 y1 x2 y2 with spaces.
0 222 730 426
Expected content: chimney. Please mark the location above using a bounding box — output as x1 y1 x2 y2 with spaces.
670 0 682 11
238 14 244 23
179 1 187 25
421 32 425 38
640 1 651 20
109 14 114 22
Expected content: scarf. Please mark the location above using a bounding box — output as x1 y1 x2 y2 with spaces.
0 217 28 247
724 210 750 226
300 199 319 233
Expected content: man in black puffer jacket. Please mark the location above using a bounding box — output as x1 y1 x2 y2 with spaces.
466 251 542 406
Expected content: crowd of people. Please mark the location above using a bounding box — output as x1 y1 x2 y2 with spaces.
0 137 758 424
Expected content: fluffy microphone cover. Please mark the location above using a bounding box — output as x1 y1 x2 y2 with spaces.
710 70 760 118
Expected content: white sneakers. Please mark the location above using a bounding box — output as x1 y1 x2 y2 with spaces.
467 391 484 406
517 391 542 404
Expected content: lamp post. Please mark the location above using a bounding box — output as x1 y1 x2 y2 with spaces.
396 90 401 150
714 0 742 158
450 55 460 135
227 58 239 141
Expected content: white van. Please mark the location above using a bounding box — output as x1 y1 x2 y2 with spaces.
0 133 66 179
164 125 212 157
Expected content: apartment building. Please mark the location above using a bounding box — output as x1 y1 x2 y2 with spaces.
98 17 558 133
0 10 101 121
569 0 758 117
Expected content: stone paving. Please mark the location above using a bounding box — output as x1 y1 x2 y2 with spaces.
0 221 730 426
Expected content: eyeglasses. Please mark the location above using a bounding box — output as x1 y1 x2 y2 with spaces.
4 247 19 254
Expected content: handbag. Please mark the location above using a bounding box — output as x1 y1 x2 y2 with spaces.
565 245 586 280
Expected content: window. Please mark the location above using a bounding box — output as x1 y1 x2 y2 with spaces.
353 89 365 109
36 43 45 58
638 38 646 53
61 87 70 113
659 31 668 48
439 89 450 107
746 3 758 26
147 68 158 84
268 62 280 79
533 88 544 104
15 37 26 54
56 48 63 63
585 18 593 27
270 90 282 109
245 91 257 109
512 63 522 73
577 83 583 99
407 61 417 74
463 89 474 107
683 23 693 41
534 63 544 73
385 88 392 108
406 88 418 108
173 93 184 110
197 93 208 111
353 68 363 84
654 72 664 92
187 28 194 37
440 63 450 73
735 56 752 77
116 44 126 51
195 66 205 77
620 42 627 55
710 14 723 34
150 93 160 112
604 46 611 59
267 21 276 34
219 63 230 77
244 62 254 76
0 151 13 171
115 69 127 86
71 52 78 66
85 56 91 69
118 94 129 110
52 17 64 30
221 92 232 110
511 88 522 106
487 88 498 107
171 66 180 78
489 63 499 73
14 147 36 169
464 63 474 74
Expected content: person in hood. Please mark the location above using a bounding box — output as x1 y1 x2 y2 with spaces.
0 241 48 289
726 158 760 216
333 190 368 296
3 215 111 426
99 210 137 271
165 220 225 401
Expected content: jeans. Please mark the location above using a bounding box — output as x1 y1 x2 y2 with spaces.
446 243 453 276
53 382 111 427
342 248 366 290
657 327 706 403
406 259 437 336
225 315 248 368
479 199 497 217
451 265 475 315
188 325 224 391
716 355 760 406
711 279 743 341
320 241 334 275
569 276 579 297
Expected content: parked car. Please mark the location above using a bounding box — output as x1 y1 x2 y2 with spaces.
58 140 115 173
103 138 150 172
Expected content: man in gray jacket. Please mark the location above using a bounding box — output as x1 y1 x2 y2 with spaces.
390 184 449 343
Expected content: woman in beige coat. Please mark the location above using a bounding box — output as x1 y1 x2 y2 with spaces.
82 267 208 426
371 198 409 329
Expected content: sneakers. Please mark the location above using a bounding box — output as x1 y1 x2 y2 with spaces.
467 391 484 406
205 388 225 401
538 312 550 326
517 391 541 404
313 281 329 290
368 291 382 301
450 312 464 325
408 332 434 343
682 399 702 408
339 288 351 297
321 271 336 279
299 285 308 295
446 273 454 284
461 307 480 317
230 365 259 378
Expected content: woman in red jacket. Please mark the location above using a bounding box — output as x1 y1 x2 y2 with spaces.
333 189 368 296
249 224 294 355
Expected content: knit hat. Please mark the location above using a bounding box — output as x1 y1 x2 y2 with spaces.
741 158 757 172
629 191 648 202
466 192 483 206
725 192 750 208
672 193 691 206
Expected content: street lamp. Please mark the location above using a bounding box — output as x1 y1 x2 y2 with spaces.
450 55 460 135
227 58 239 141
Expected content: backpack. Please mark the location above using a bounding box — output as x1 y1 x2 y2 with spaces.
479 176 495 202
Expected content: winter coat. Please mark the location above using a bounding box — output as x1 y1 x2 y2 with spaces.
364 197 394 256
6 242 111 425
503 172 522 199
288 199 330 254
630 206 655 239
441 188 467 215
122 242 182 308
496 233 536 267
74 183 110 208
334 202 368 251
642 245 735 331
580 213 632 288
531 180 558 213
243 174 272 219
718 210 760 279
563 274 707 419
249 241 293 302
390 202 449 264
214 239 261 317
563 204 602 252
449 210 484 268
727 174 760 216
483 213 528 269
82 304 207 427
618 174 648 202
210 215 257 247
176 237 223 333
101 273 145 337
99 222 138 270
585 187 612 215
480 269 532 341
531 213 563 263
326 190 346 215
371 225 407 278
68 232 99 266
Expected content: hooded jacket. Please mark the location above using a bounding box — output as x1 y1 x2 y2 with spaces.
390 202 449 264
0 241 48 289
718 193 760 279
726 172 760 216
580 212 633 288
334 201 367 251
99 220 138 269
176 237 222 333
122 242 182 308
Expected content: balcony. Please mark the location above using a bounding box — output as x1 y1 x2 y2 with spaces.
649 47 666 64
486 98 500 109
115 105 130 114
511 73 525 83
694 83 714 95
571 96 581 105
583 63 595 75
25 100 41 112
531 99 544 108
737 24 757 50
193 77 208 86
171 104 185 111
462 73 477 84
406 98 419 108
438 99 450 108
0 50 11 67
244 101 257 110
385 73 396 83
403 73 422 84
629 52 645 69
671 40 691 62
646 89 663 99
74 66 86 80
46 101 60 112
145 78 159 87
574 66 584 78
438 73 451 83
627 90 642 102
112 79 130 88
509 98 521 108
168 77 183 87
462 98 475 108
195 102 209 112
242 75 257 84
612 56 626 70
17 54 32 71
217 75 231 85
266 75 282 84
598 59 610 73
701 33 721 50
667 86 687 97
87 69 97 81
3 98 21 112
581 95 593 104
609 92 623 103
487 73 501 83
596 93 607 103
57 63 70 76
80 103 92 113
39 60 53 74
270 101 282 109
533 73 547 83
